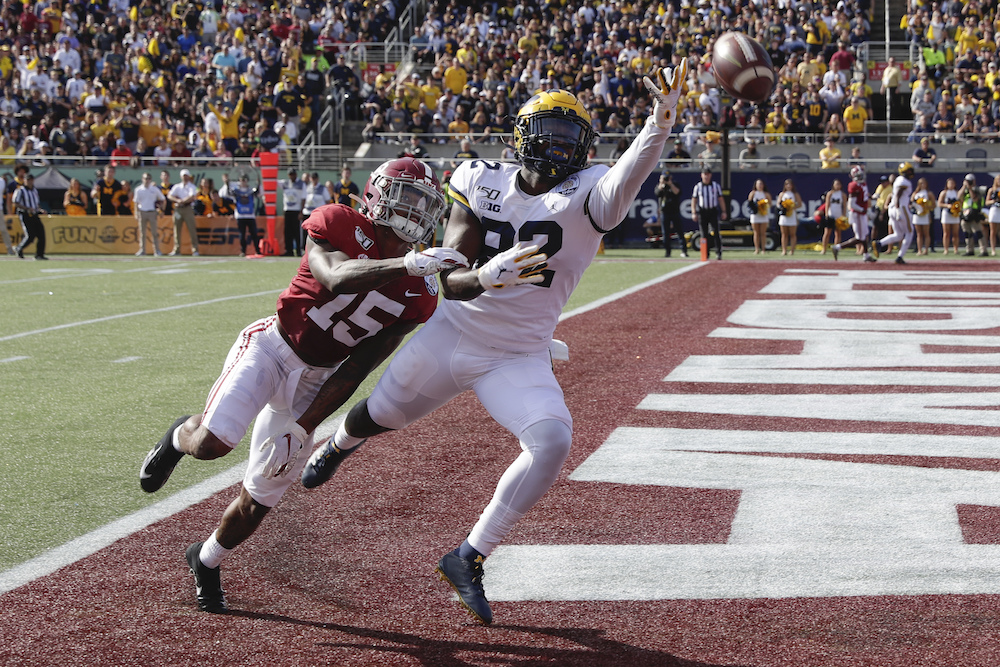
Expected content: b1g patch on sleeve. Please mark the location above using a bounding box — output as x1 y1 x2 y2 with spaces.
424 275 439 296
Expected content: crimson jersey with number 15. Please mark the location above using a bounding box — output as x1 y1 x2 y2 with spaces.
276 203 437 366
848 181 869 214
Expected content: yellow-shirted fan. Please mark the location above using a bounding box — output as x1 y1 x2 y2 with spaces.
781 198 796 214
757 198 770 215
949 200 962 216
835 216 850 230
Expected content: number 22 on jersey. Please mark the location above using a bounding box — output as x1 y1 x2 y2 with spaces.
480 217 563 288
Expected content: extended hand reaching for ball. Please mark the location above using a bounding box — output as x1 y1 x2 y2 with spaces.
643 59 689 131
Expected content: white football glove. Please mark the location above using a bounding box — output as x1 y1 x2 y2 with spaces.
643 59 689 131
403 246 470 277
259 421 309 479
477 242 548 290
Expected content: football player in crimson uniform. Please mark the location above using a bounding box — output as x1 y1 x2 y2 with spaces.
299 63 689 626
832 165 875 262
873 162 916 264
139 157 467 614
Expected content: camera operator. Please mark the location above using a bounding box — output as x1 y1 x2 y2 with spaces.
654 170 686 258
958 173 988 257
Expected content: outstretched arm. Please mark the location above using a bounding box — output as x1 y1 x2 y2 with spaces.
587 61 688 231
257 321 416 479
307 236 466 293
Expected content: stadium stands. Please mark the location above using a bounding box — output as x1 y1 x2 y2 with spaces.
0 0 996 174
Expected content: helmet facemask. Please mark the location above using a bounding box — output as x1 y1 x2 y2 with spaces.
369 177 445 245
515 111 595 180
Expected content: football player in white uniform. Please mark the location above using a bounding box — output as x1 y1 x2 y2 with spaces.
874 162 915 264
139 158 466 613
299 62 689 626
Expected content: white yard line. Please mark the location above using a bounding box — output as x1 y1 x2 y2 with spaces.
0 466 245 595
559 261 706 322
0 264 703 595
0 290 281 343
0 263 201 286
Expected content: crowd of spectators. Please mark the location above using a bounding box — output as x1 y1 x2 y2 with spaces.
3 0 994 176
356 0 877 152
901 0 1000 144
0 0 384 166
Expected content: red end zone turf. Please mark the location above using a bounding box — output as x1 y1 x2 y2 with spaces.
4 262 1000 666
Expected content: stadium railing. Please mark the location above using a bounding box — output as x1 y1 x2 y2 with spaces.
16 131 993 174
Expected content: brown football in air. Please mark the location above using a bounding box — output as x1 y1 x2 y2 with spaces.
711 32 776 104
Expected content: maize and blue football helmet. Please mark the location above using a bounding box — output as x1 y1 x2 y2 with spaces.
513 89 597 180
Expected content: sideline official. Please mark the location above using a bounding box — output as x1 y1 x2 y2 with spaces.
13 173 46 260
692 168 726 260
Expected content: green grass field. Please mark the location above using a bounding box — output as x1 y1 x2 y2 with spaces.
0 251 679 571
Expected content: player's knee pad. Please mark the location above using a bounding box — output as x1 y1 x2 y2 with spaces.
363 390 402 431
519 419 573 472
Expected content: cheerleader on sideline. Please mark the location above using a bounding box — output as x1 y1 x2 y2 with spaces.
777 179 802 256
987 175 1000 256
938 177 961 255
748 179 771 255
911 177 935 256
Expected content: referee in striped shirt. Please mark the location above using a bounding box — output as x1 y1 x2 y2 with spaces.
691 168 727 260
13 173 46 260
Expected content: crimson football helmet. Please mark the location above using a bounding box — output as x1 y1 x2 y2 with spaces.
850 165 866 183
358 158 446 244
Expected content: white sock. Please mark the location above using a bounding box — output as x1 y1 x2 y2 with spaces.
898 231 913 257
199 531 231 569
171 425 184 453
333 420 365 451
467 499 526 557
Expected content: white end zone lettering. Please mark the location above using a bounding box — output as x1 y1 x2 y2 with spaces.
486 268 1000 602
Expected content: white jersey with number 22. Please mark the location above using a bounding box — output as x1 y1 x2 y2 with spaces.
443 160 607 353
442 120 670 354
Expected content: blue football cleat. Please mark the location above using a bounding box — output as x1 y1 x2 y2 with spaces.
436 551 493 625
300 438 364 489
